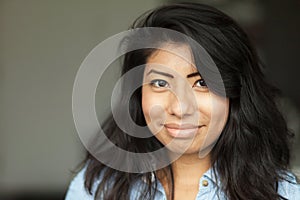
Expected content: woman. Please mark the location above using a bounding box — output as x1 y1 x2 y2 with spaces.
66 3 300 200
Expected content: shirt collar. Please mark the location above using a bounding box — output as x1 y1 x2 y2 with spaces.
202 166 220 185
141 166 221 195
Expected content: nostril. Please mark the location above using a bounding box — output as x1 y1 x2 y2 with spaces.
168 101 194 118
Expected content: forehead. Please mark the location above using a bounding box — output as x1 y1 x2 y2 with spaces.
145 43 198 74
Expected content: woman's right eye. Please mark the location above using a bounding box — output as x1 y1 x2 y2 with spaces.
150 79 169 88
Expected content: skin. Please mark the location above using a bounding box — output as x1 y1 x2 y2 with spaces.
141 43 229 199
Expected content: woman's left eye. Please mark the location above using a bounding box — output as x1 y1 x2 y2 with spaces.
193 79 207 88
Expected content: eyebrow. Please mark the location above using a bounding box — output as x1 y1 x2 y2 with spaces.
186 72 201 78
146 69 201 78
146 69 174 78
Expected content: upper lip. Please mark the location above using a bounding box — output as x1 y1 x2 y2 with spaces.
164 123 201 129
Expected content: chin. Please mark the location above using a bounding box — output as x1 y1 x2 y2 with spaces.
165 143 203 155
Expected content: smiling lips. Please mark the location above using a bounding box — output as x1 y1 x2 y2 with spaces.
164 123 202 138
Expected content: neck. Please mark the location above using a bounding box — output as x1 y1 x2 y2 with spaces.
157 152 211 189
171 152 211 185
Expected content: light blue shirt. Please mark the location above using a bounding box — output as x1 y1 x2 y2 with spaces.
65 165 300 200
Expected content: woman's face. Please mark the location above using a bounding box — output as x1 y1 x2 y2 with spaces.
142 43 229 155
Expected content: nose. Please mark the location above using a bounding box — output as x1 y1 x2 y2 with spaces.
167 87 196 118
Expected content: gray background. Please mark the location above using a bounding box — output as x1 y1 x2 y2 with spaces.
1 0 299 199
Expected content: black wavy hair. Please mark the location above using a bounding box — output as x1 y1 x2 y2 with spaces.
78 2 295 200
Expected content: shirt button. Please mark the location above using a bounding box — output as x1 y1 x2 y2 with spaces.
202 180 209 187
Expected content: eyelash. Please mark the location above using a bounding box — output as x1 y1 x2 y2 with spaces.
149 79 207 89
150 79 169 88
193 79 207 88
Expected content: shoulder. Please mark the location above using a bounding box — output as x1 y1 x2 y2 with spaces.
64 164 153 200
65 164 97 200
277 172 300 200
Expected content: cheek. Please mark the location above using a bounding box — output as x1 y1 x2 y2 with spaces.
195 92 228 126
198 93 229 156
141 87 166 125
194 92 212 125
209 94 229 129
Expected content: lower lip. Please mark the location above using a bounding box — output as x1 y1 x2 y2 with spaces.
165 127 200 138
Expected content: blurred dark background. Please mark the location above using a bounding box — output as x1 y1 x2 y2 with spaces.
0 0 299 199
